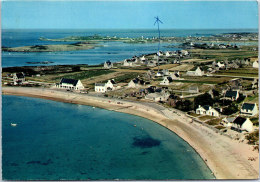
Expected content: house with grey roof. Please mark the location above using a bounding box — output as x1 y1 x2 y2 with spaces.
56 78 84 90
222 117 236 127
240 103 258 116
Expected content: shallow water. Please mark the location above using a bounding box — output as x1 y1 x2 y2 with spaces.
2 95 215 180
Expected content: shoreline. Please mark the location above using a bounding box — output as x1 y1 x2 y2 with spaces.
2 87 259 179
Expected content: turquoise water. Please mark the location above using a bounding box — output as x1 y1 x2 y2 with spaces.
2 95 215 180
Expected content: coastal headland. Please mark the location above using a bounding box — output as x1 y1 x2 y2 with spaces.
2 86 259 179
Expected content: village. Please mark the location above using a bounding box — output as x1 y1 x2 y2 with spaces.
2 41 259 149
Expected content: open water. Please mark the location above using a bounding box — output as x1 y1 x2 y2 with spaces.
2 95 215 180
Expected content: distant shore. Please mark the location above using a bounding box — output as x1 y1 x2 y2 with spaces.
2 87 259 179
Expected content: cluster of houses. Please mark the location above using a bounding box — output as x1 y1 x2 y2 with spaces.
196 102 258 133
114 50 190 68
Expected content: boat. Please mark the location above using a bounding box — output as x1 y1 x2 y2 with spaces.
11 123 17 127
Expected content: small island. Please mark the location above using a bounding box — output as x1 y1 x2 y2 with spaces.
2 42 100 52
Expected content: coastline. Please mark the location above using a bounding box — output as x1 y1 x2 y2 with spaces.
2 87 259 179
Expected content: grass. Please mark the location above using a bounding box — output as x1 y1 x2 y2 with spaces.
215 68 258 77
199 115 216 121
54 70 115 82
111 72 140 83
206 118 221 125
244 95 259 103
250 117 259 126
246 130 259 145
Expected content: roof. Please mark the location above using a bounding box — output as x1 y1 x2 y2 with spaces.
95 83 106 86
15 72 25 79
233 117 247 126
202 105 210 111
105 60 112 65
225 91 238 98
225 117 236 123
242 103 256 111
60 78 79 86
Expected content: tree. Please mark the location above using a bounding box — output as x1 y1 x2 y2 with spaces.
175 100 193 112
194 93 214 110
221 104 238 115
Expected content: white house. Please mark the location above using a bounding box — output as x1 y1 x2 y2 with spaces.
232 117 253 132
240 103 258 116
181 50 189 56
95 79 116 93
224 90 239 101
222 117 236 127
253 60 259 68
165 51 172 57
186 67 204 76
128 78 145 88
123 59 135 67
158 51 164 56
196 105 220 117
56 78 84 90
145 90 170 102
104 60 113 69
217 62 225 68
95 83 107 93
171 71 181 80
13 72 25 85
160 77 173 85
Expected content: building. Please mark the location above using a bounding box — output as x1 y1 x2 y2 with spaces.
160 77 173 85
56 78 84 90
186 67 204 76
188 86 199 93
123 59 136 67
240 103 258 116
171 71 181 80
104 60 113 69
145 90 170 102
128 78 145 88
222 117 236 127
253 60 259 68
196 105 220 117
95 79 116 93
224 90 239 101
231 117 253 132
95 83 107 93
13 72 25 85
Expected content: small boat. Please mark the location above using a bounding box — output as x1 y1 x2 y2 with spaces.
92 107 96 108
11 123 17 127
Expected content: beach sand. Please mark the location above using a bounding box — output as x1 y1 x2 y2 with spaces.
2 87 259 179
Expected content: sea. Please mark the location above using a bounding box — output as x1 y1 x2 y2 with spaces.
2 29 258 67
2 95 215 180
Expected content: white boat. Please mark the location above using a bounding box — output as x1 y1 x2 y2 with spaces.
11 123 17 127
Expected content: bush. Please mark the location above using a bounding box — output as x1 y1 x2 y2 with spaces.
246 130 259 145
221 104 238 115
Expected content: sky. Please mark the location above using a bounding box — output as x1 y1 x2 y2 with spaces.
1 1 259 29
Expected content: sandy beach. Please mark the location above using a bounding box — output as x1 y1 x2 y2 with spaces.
2 87 259 179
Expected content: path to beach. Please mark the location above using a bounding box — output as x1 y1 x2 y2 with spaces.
2 87 259 179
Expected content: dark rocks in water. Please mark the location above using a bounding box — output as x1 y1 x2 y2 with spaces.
132 136 161 148
26 159 53 166
10 163 18 166
140 151 150 155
